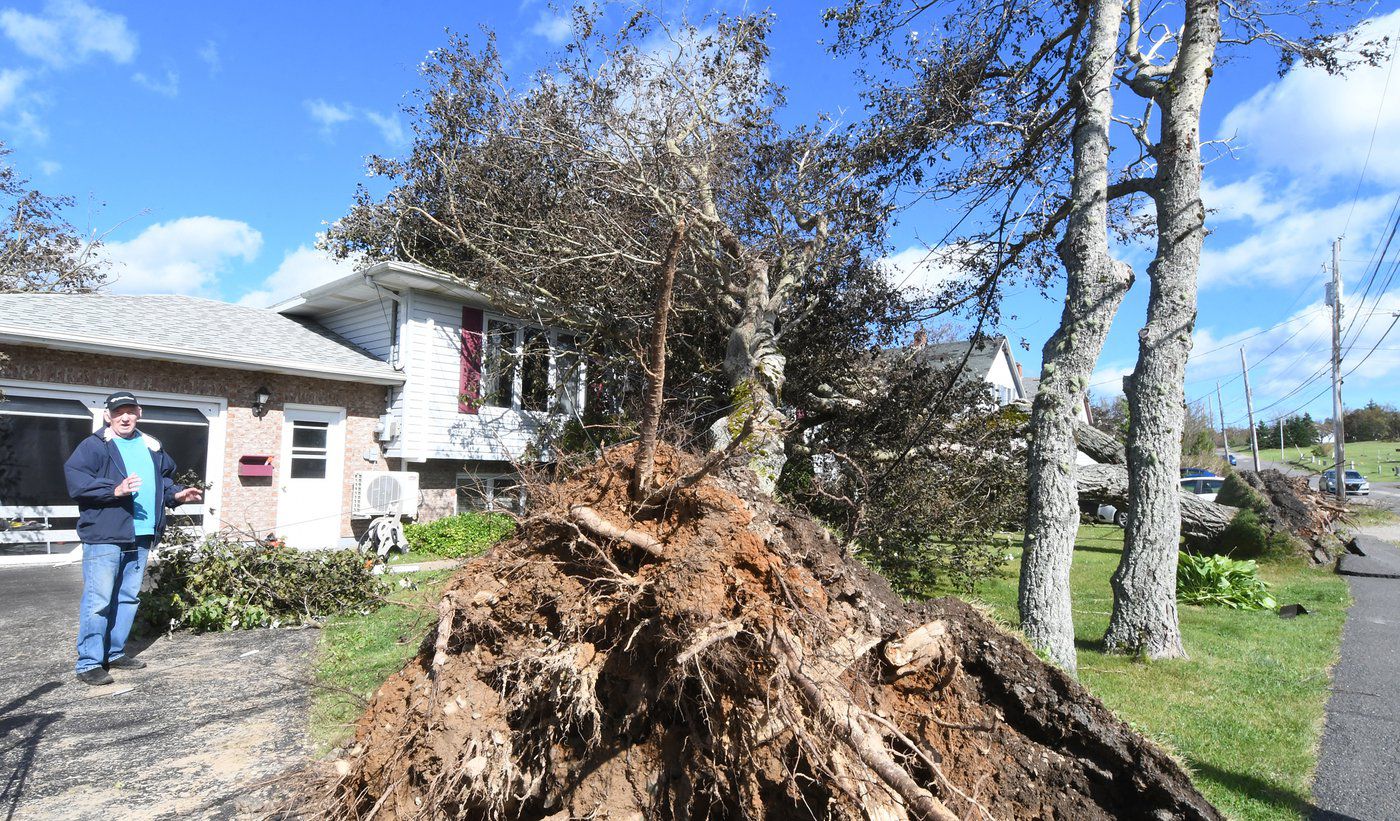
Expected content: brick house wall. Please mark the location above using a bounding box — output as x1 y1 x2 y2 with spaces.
1 344 388 541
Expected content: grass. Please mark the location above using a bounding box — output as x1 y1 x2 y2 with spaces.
966 524 1349 820
310 569 456 751
1252 440 1400 483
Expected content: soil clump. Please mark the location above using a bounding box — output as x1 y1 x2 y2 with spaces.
311 445 1221 820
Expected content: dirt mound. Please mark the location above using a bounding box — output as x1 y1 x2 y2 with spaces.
1231 469 1349 562
311 446 1220 819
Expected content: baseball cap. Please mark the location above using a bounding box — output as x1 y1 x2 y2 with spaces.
104 391 141 412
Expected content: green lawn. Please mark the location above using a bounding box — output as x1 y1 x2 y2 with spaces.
969 524 1349 821
310 569 456 751
1251 440 1400 483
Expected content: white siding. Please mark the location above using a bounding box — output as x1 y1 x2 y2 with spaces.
984 345 1020 404
318 301 395 361
402 292 538 462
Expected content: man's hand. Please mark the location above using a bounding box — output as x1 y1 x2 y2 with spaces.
173 487 204 505
114 474 142 497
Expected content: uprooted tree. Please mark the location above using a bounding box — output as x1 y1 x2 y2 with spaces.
324 6 1025 581
324 9 895 499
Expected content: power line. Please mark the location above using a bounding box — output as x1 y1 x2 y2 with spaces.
1342 33 1399 237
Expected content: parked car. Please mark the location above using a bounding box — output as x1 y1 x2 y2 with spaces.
1322 469 1370 496
1180 467 1218 478
1096 476 1226 527
1227 453 1237 466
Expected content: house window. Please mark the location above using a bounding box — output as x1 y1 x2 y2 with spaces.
456 472 524 513
481 318 586 415
0 396 93 508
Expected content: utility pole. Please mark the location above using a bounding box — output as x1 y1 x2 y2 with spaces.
1279 417 1285 458
1329 239 1346 502
1241 348 1261 471
1217 381 1232 463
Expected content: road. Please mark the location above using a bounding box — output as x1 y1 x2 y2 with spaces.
1232 453 1400 819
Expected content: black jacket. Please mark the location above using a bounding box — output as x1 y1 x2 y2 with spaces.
64 427 187 545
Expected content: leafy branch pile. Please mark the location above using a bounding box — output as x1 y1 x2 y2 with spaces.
1177 553 1277 611
141 538 385 632
402 512 515 559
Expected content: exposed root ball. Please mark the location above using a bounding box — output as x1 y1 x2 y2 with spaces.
313 445 1220 820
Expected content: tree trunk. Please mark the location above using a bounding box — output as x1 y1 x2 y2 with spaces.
1104 0 1221 658
632 220 688 500
714 255 788 495
1075 463 1237 542
1019 0 1132 675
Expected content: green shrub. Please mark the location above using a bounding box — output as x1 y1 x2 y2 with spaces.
140 538 386 632
1214 509 1297 559
857 537 1011 598
1177 553 1277 610
403 512 515 559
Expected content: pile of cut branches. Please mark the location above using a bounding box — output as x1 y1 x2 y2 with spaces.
307 445 1220 819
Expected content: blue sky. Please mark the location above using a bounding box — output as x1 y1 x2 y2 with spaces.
1 0 1397 430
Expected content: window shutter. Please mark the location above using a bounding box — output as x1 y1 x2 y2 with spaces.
459 307 484 414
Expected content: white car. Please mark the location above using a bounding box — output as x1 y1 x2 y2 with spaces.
1322 469 1370 496
1096 475 1224 527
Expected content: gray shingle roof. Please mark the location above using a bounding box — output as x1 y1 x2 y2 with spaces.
0 293 401 384
913 337 1009 383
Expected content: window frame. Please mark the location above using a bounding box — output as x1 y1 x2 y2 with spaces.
479 314 586 415
454 471 525 514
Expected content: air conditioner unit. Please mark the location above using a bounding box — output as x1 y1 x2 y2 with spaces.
352 471 420 519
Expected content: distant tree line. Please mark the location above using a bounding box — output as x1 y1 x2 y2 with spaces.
1343 402 1400 442
1255 413 1321 450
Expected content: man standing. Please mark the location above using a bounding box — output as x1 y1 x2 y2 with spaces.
64 391 204 685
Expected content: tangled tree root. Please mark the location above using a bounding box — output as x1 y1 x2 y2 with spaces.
308 445 1221 820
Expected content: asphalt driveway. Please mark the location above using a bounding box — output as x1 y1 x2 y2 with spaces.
0 562 317 820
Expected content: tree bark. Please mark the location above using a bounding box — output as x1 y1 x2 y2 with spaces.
1019 0 1133 675
714 255 788 495
632 219 688 499
1105 0 1221 658
1075 464 1237 542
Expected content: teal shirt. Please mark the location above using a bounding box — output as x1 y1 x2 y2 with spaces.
113 432 158 537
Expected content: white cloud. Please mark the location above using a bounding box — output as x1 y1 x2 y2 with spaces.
38 159 59 175
1198 181 1391 289
235 245 357 308
9 108 47 143
0 0 137 68
306 98 354 130
363 110 407 147
104 216 262 295
132 68 178 97
0 68 26 111
306 98 407 147
530 10 572 44
879 244 969 295
198 40 220 74
1219 10 1400 185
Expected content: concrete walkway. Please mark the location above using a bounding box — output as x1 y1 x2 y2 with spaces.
0 563 317 820
1312 533 1400 821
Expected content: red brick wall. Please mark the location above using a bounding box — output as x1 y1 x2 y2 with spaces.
1 344 389 541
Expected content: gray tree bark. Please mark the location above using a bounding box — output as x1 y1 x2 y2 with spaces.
1104 0 1221 658
1018 0 1133 675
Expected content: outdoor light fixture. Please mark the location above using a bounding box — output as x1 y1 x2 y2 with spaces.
252 386 272 418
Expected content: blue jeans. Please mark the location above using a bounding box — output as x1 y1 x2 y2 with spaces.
75 537 153 674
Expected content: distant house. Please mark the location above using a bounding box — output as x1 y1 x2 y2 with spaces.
911 336 1028 407
0 261 582 566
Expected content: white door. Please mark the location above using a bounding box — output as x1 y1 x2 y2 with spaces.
277 405 346 549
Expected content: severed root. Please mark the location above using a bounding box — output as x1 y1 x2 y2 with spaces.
883 620 957 683
773 627 960 821
677 619 745 665
432 593 458 673
569 505 664 555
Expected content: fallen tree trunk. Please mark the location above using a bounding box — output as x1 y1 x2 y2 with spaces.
1073 418 1126 464
1076 462 1237 542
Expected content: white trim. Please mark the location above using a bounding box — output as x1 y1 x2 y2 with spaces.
480 314 585 414
0 330 404 385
